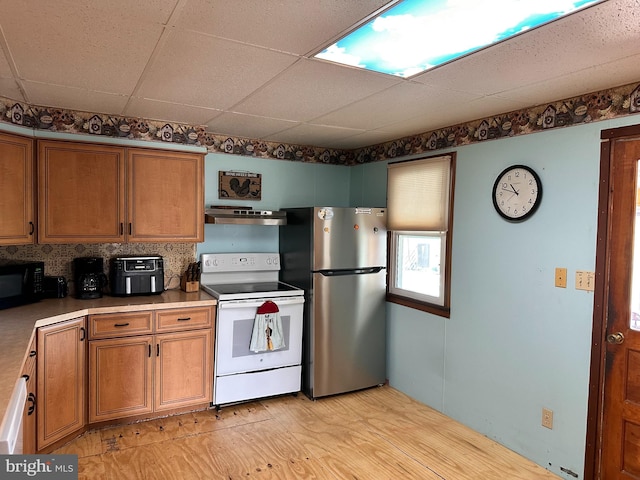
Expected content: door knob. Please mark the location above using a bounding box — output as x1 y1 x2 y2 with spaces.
607 332 625 344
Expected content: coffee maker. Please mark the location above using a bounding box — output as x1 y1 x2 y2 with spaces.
74 257 107 299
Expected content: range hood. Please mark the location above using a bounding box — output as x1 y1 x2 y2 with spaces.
205 207 287 226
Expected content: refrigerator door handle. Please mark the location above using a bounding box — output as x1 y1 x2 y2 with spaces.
316 266 385 276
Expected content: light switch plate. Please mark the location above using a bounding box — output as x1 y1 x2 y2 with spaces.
576 270 595 291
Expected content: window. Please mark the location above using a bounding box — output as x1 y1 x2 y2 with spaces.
386 153 455 316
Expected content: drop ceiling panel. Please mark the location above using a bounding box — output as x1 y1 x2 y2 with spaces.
0 0 171 95
233 58 401 121
312 82 482 130
0 78 23 103
206 112 298 140
373 95 527 139
23 81 129 114
125 98 222 125
494 55 640 106
264 123 366 149
175 0 393 55
136 30 298 110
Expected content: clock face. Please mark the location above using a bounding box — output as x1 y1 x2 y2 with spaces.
492 165 542 221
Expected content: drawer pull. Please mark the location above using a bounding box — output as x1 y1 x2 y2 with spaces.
114 323 130 327
177 317 192 322
22 374 29 381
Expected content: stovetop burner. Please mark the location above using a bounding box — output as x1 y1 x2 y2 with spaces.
199 253 304 301
201 281 301 298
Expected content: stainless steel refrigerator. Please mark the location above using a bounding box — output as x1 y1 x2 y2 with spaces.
279 207 387 399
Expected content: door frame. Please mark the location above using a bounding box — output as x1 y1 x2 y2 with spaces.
584 123 640 480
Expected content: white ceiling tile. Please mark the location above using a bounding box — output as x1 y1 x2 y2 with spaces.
0 78 24 103
137 30 298 110
234 58 401 121
325 130 401 150
175 0 393 55
265 123 365 148
125 98 222 125
312 82 482 130
495 55 640 106
23 81 129 114
206 112 298 140
0 0 172 95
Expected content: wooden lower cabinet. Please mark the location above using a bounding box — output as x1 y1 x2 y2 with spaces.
88 307 213 424
37 317 86 451
89 336 153 423
155 329 212 411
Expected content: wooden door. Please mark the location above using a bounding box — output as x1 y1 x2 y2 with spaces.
154 329 212 411
598 129 640 478
37 317 86 451
0 132 34 245
127 148 204 242
88 336 153 423
38 140 125 243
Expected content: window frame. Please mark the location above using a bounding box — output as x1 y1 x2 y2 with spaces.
386 152 456 318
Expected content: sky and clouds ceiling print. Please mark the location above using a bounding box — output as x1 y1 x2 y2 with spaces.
315 0 602 77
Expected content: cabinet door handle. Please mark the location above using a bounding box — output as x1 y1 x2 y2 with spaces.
28 221 35 235
128 223 132 235
177 317 191 322
148 344 151 357
80 327 86 341
156 344 160 357
29 350 36 357
27 393 36 415
120 222 124 235
114 323 130 327
22 374 29 381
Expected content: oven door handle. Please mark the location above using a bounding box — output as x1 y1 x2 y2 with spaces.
218 296 304 310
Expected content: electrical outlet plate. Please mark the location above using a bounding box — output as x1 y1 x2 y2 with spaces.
555 268 567 288
542 408 553 429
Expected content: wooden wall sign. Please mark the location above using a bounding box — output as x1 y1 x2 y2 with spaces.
218 171 261 200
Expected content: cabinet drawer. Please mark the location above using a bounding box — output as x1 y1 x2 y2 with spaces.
89 311 153 339
155 307 213 333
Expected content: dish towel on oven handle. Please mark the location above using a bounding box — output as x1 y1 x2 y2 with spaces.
250 300 286 352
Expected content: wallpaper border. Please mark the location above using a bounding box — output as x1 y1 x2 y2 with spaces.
1 81 639 165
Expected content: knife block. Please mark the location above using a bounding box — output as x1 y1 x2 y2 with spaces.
180 276 200 293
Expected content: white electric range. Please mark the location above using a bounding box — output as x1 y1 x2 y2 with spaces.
200 253 304 407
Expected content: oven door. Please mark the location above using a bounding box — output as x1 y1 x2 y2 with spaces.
215 296 304 376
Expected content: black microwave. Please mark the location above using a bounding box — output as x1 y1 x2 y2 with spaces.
0 260 45 310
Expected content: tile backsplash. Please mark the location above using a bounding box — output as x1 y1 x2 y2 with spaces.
0 243 197 294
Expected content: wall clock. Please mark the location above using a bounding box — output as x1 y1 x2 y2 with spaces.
492 165 542 221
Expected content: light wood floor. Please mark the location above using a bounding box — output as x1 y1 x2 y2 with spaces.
54 385 559 479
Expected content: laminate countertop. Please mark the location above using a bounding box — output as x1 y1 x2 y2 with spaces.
0 289 216 434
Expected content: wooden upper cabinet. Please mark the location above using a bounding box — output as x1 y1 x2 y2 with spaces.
0 132 35 245
38 140 126 243
127 148 204 242
37 140 204 244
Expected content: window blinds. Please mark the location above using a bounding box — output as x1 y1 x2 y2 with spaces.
387 155 451 231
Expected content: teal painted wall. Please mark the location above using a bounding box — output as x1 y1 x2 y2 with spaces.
197 154 351 255
352 116 639 479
